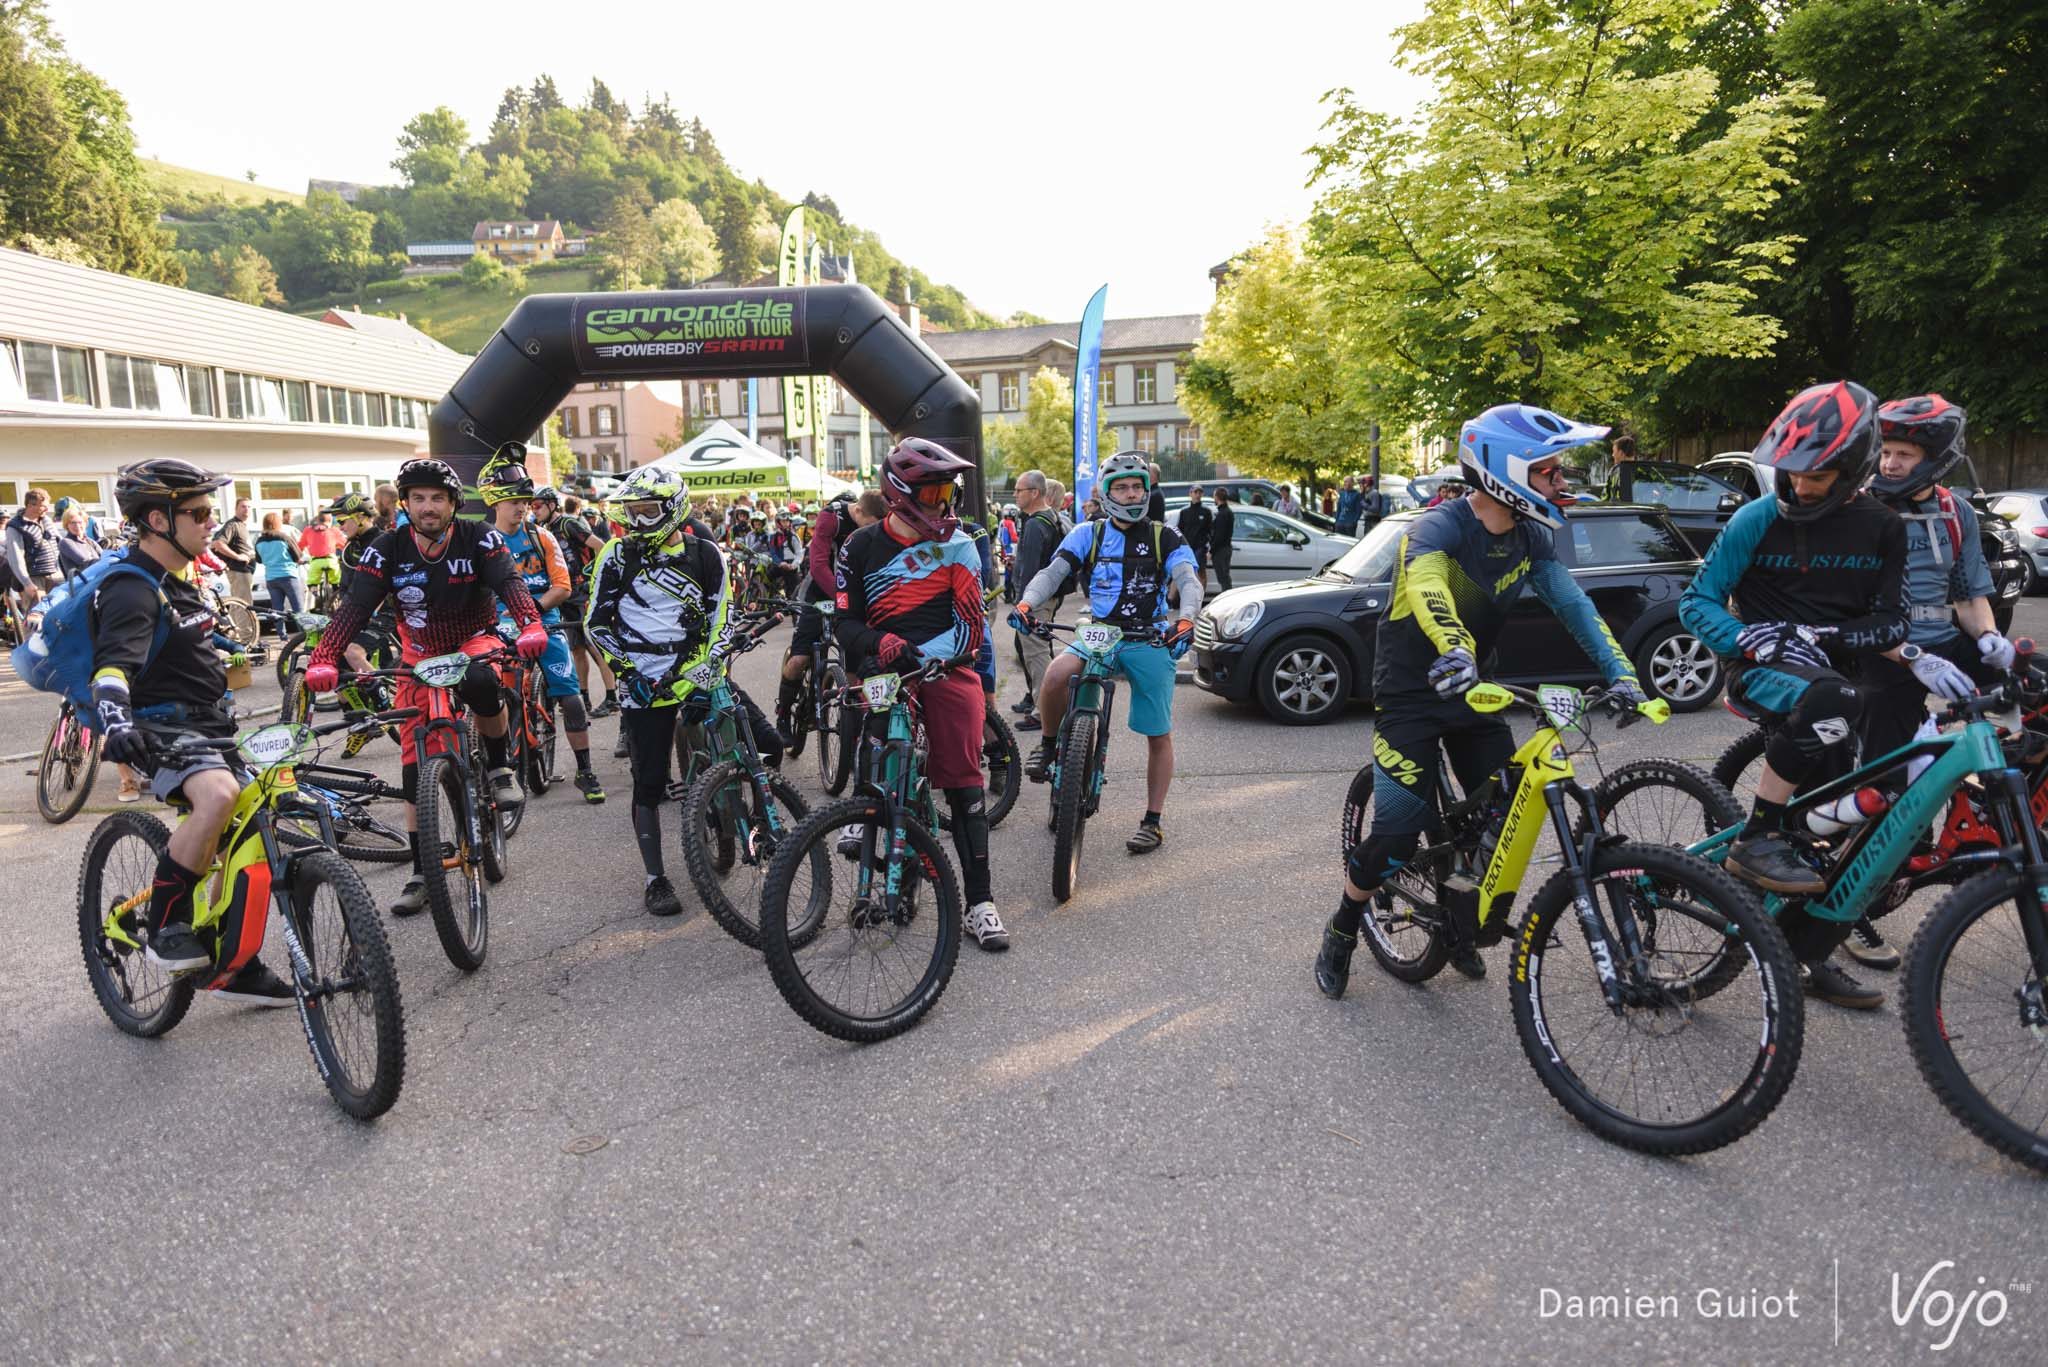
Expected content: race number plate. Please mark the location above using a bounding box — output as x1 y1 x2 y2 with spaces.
239 721 314 768
862 674 901 709
1537 684 1582 732
1076 621 1123 654
293 611 330 633
685 662 723 689
412 652 473 688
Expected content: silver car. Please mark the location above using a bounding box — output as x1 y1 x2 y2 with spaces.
1163 500 1357 585
1989 490 2048 591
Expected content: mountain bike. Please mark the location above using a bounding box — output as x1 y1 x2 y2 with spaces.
348 649 518 971
279 612 395 756
270 751 412 865
673 611 814 948
37 697 102 824
1627 674 2048 1172
770 596 858 796
1020 618 1168 902
1338 681 1804 1156
490 625 557 822
758 658 966 1043
77 715 406 1119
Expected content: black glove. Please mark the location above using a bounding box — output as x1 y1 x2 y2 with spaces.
97 695 151 767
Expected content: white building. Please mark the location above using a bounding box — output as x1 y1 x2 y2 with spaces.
0 249 472 525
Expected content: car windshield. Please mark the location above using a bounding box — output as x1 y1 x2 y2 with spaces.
1324 517 1410 582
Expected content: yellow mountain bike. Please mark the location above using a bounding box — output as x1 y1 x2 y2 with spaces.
77 715 406 1120
1337 681 1803 1155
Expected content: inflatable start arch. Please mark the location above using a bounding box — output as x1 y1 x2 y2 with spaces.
428 284 985 510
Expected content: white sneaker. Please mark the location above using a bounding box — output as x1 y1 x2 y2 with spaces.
965 901 1009 952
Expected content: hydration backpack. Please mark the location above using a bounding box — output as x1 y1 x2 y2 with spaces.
10 549 171 708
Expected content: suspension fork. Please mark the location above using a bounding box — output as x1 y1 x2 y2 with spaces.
1987 767 2048 975
1542 782 1628 1008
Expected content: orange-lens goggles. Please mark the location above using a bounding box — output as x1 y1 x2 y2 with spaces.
914 481 956 508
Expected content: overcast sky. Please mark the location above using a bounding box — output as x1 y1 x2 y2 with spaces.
53 0 1430 322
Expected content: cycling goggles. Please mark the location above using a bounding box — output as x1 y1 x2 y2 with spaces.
622 499 668 529
913 479 957 509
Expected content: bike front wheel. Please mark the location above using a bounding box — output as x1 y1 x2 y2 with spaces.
77 810 195 1037
415 754 489 971
760 795 962 1043
1051 710 1098 903
38 706 102 824
291 850 406 1119
680 759 815 948
1510 841 1804 1156
816 663 854 795
1902 870 2048 1173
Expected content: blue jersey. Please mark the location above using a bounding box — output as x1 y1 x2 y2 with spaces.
1050 519 1198 631
1894 490 1993 647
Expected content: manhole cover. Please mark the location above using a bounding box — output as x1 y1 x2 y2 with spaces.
562 1134 609 1155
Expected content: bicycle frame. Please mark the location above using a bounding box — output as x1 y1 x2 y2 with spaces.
855 675 941 915
1691 720 2046 928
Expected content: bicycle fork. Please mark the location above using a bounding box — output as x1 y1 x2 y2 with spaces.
1985 768 2048 1028
1542 782 1642 1012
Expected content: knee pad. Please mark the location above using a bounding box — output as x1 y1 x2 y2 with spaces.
1347 831 1420 891
557 693 589 733
1768 678 1863 780
461 662 504 715
944 786 990 861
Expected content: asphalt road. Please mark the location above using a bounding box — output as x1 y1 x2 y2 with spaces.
4 608 2046 1365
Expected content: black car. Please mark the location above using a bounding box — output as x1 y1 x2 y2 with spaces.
1193 504 1722 725
1602 455 2028 632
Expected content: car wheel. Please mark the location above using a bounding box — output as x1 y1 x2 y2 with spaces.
1255 633 1352 726
1636 622 1722 712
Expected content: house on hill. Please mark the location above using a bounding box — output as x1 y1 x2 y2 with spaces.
473 219 566 263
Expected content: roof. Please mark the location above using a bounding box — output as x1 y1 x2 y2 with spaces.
406 241 474 255
320 307 458 354
0 248 472 398
922 314 1203 364
472 220 563 241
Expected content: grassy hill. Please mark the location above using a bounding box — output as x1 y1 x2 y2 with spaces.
295 265 600 354
143 159 303 207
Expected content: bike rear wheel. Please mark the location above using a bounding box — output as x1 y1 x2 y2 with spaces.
681 759 817 948
1902 870 2048 1173
817 663 854 795
1338 765 1452 982
220 598 261 648
760 795 962 1042
1509 842 1803 1156
1052 710 1098 903
291 850 406 1119
77 810 195 1037
415 754 489 971
38 706 102 824
1589 759 1743 849
1711 726 1770 798
526 674 558 796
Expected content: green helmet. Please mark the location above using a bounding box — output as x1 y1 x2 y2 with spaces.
478 451 536 506
614 465 692 543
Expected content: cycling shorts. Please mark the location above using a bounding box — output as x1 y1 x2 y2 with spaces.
1062 638 1177 737
395 632 504 764
790 602 828 659
539 627 579 700
561 612 590 653
304 556 340 587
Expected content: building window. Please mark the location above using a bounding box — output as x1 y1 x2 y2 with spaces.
832 435 847 465
18 340 93 405
594 442 619 468
224 371 286 421
1134 425 1158 454
697 381 720 417
1135 366 1157 404
185 365 216 417
259 478 305 504
559 407 579 438
106 354 192 414
348 390 368 426
1177 424 1200 451
316 480 361 502
784 441 802 459
739 384 753 416
1000 373 1020 411
388 393 413 428
365 393 386 426
594 405 616 436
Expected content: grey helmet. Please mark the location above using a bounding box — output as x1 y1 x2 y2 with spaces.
1096 451 1152 526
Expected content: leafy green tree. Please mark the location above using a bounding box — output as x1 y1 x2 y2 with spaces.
649 197 719 285
209 243 283 306
461 249 505 286
1307 0 1815 433
593 192 657 289
255 190 376 298
544 414 576 483
394 106 468 186
982 367 1115 490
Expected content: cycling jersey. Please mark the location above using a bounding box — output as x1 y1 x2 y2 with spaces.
1373 498 1633 704
541 514 598 607
1893 489 1992 647
1021 519 1203 632
1678 494 1908 664
310 519 540 673
834 520 984 666
500 523 571 626
584 533 732 708
89 545 227 713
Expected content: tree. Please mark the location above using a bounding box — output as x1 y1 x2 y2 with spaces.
256 189 376 298
543 414 575 484
649 197 719 285
393 105 468 186
802 190 841 222
1182 229 1378 487
213 243 283 306
593 192 657 289
1306 0 1816 435
462 249 506 287
529 74 563 114
981 367 1116 490
711 182 756 279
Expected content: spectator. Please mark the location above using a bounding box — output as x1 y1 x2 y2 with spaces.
1008 470 1063 730
1177 484 1213 589
55 505 102 579
1210 487 1237 590
1146 462 1166 522
1320 486 1336 517
1334 475 1365 536
1611 431 1639 465
3 487 62 607
373 481 402 530
1044 479 1074 534
1082 495 1104 522
254 510 305 633
210 496 257 603
1276 484 1302 518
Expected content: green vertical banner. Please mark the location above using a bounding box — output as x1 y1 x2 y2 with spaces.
845 255 874 481
808 240 833 447
778 206 810 441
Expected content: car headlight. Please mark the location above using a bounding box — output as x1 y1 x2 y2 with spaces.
1214 599 1264 640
